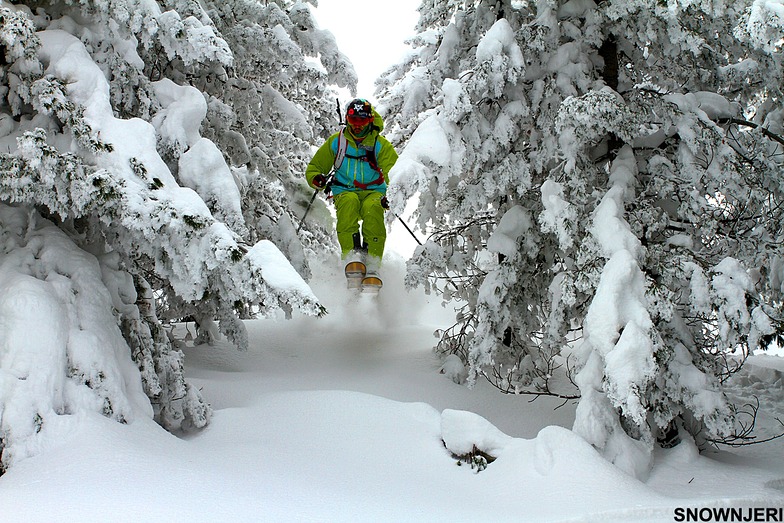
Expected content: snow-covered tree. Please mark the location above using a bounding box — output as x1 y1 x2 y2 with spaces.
380 0 784 477
0 0 350 473
191 0 356 276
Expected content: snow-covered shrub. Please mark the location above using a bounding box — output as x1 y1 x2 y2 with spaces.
0 0 347 472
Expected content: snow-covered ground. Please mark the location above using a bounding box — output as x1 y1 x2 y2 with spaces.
0 256 783 522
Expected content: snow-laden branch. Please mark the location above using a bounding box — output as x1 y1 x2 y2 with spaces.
27 29 322 324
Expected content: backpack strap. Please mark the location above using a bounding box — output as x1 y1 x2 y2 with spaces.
334 129 348 171
362 136 381 174
354 137 384 189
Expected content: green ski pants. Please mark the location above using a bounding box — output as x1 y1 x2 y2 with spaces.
334 190 386 259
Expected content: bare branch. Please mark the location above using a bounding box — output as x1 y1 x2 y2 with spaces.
719 117 784 147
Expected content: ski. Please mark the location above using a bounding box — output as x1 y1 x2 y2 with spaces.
345 260 366 290
360 274 383 294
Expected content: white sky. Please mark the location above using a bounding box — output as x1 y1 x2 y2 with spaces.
312 0 420 104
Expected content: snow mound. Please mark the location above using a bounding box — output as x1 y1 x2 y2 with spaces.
0 389 659 522
438 354 467 384
441 408 513 458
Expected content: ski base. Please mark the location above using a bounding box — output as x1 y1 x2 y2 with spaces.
345 260 366 290
360 274 383 294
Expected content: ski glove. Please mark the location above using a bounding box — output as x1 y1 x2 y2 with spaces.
313 174 327 189
380 196 389 210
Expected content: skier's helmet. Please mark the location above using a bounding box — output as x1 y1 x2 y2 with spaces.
346 99 374 138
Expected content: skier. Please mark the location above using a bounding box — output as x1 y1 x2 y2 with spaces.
305 98 398 291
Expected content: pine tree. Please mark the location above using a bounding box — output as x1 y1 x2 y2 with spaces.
192 0 357 276
0 0 347 472
380 0 784 477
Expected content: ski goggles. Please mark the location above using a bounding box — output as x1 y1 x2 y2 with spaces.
347 114 373 126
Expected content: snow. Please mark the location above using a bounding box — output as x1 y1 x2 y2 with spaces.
592 186 643 259
441 409 513 457
441 78 472 122
245 240 318 301
742 0 784 51
665 92 740 122
476 19 523 67
1 258 783 522
438 354 467 384
486 205 531 258
151 79 206 154
573 145 663 478
0 206 152 466
155 11 233 67
583 250 656 406
37 30 175 187
387 114 459 213
394 114 454 169
28 21 315 318
475 18 525 97
178 137 245 229
540 178 576 250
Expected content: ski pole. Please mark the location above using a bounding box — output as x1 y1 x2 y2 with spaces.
297 174 333 234
296 189 320 234
394 213 423 246
393 212 460 291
